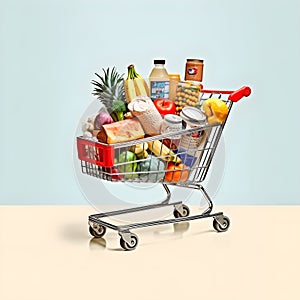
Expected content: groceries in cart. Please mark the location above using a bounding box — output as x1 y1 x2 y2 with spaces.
78 59 231 184
76 57 252 251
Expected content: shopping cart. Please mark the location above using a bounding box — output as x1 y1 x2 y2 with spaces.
76 86 251 250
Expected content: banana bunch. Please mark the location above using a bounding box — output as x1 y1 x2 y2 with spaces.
147 140 181 163
124 64 149 103
130 143 148 159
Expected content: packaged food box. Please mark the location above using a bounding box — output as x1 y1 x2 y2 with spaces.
174 81 201 115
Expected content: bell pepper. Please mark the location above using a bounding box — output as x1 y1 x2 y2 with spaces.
116 151 138 179
164 162 189 182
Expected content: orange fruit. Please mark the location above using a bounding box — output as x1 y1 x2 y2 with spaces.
165 162 189 182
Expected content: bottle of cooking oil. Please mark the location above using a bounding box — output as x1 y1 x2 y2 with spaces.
149 59 170 100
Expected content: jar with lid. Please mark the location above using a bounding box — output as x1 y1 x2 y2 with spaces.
168 74 180 102
161 114 182 149
185 59 204 82
149 59 170 100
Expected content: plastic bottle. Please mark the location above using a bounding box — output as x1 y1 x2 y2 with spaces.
149 59 170 100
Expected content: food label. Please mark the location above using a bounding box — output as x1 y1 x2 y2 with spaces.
187 67 198 76
150 81 170 100
162 115 182 140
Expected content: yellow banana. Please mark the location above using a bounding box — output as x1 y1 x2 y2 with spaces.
130 143 148 155
124 78 136 103
137 150 148 159
125 65 149 103
134 77 149 97
147 140 181 163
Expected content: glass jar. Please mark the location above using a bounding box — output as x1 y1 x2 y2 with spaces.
161 114 182 149
162 114 182 138
185 59 204 82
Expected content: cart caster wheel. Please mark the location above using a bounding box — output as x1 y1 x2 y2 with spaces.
213 216 230 232
173 204 190 218
89 225 106 238
120 233 138 251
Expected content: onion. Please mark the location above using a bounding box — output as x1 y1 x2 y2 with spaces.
94 112 114 129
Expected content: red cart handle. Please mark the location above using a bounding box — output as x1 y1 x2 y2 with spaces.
228 86 251 102
201 86 251 102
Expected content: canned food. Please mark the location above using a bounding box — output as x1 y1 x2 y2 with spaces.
185 59 204 82
180 106 206 134
161 114 182 140
178 107 207 167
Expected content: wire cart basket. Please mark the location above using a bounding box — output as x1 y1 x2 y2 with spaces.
76 86 251 250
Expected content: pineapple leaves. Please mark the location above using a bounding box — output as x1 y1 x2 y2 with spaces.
91 67 126 106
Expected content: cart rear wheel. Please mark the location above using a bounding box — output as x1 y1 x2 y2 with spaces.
89 225 106 238
120 233 138 251
213 216 230 232
173 204 190 218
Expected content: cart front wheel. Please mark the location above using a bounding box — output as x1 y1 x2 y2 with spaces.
173 204 190 218
89 225 106 238
213 216 230 232
120 233 138 251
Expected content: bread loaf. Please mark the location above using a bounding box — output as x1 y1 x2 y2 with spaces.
97 118 145 144
127 96 163 136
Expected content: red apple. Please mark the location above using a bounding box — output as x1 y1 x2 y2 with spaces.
153 98 176 116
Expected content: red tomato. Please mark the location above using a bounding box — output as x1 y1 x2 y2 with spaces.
165 162 189 182
153 98 176 116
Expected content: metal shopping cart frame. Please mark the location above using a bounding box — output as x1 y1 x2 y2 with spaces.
77 86 251 250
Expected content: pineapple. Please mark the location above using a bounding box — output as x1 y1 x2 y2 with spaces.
91 67 127 121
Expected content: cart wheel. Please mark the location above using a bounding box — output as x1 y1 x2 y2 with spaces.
173 204 190 218
89 225 106 238
213 216 230 232
120 233 139 251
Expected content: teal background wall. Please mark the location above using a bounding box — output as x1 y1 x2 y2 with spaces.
1 0 299 205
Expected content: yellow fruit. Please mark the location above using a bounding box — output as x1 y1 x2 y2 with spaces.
130 143 148 154
134 77 149 97
202 98 229 124
124 78 136 103
147 140 181 163
125 65 149 102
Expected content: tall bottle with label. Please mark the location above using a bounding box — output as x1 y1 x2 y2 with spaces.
149 59 170 101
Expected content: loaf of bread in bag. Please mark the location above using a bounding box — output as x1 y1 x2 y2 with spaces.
97 118 145 144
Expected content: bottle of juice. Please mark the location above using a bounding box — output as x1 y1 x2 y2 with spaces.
169 74 180 102
149 59 170 100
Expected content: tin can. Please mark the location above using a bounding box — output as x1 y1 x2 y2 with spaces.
180 106 206 139
185 59 204 82
161 114 182 140
178 107 206 167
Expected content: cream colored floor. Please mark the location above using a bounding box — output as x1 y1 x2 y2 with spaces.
0 205 299 300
